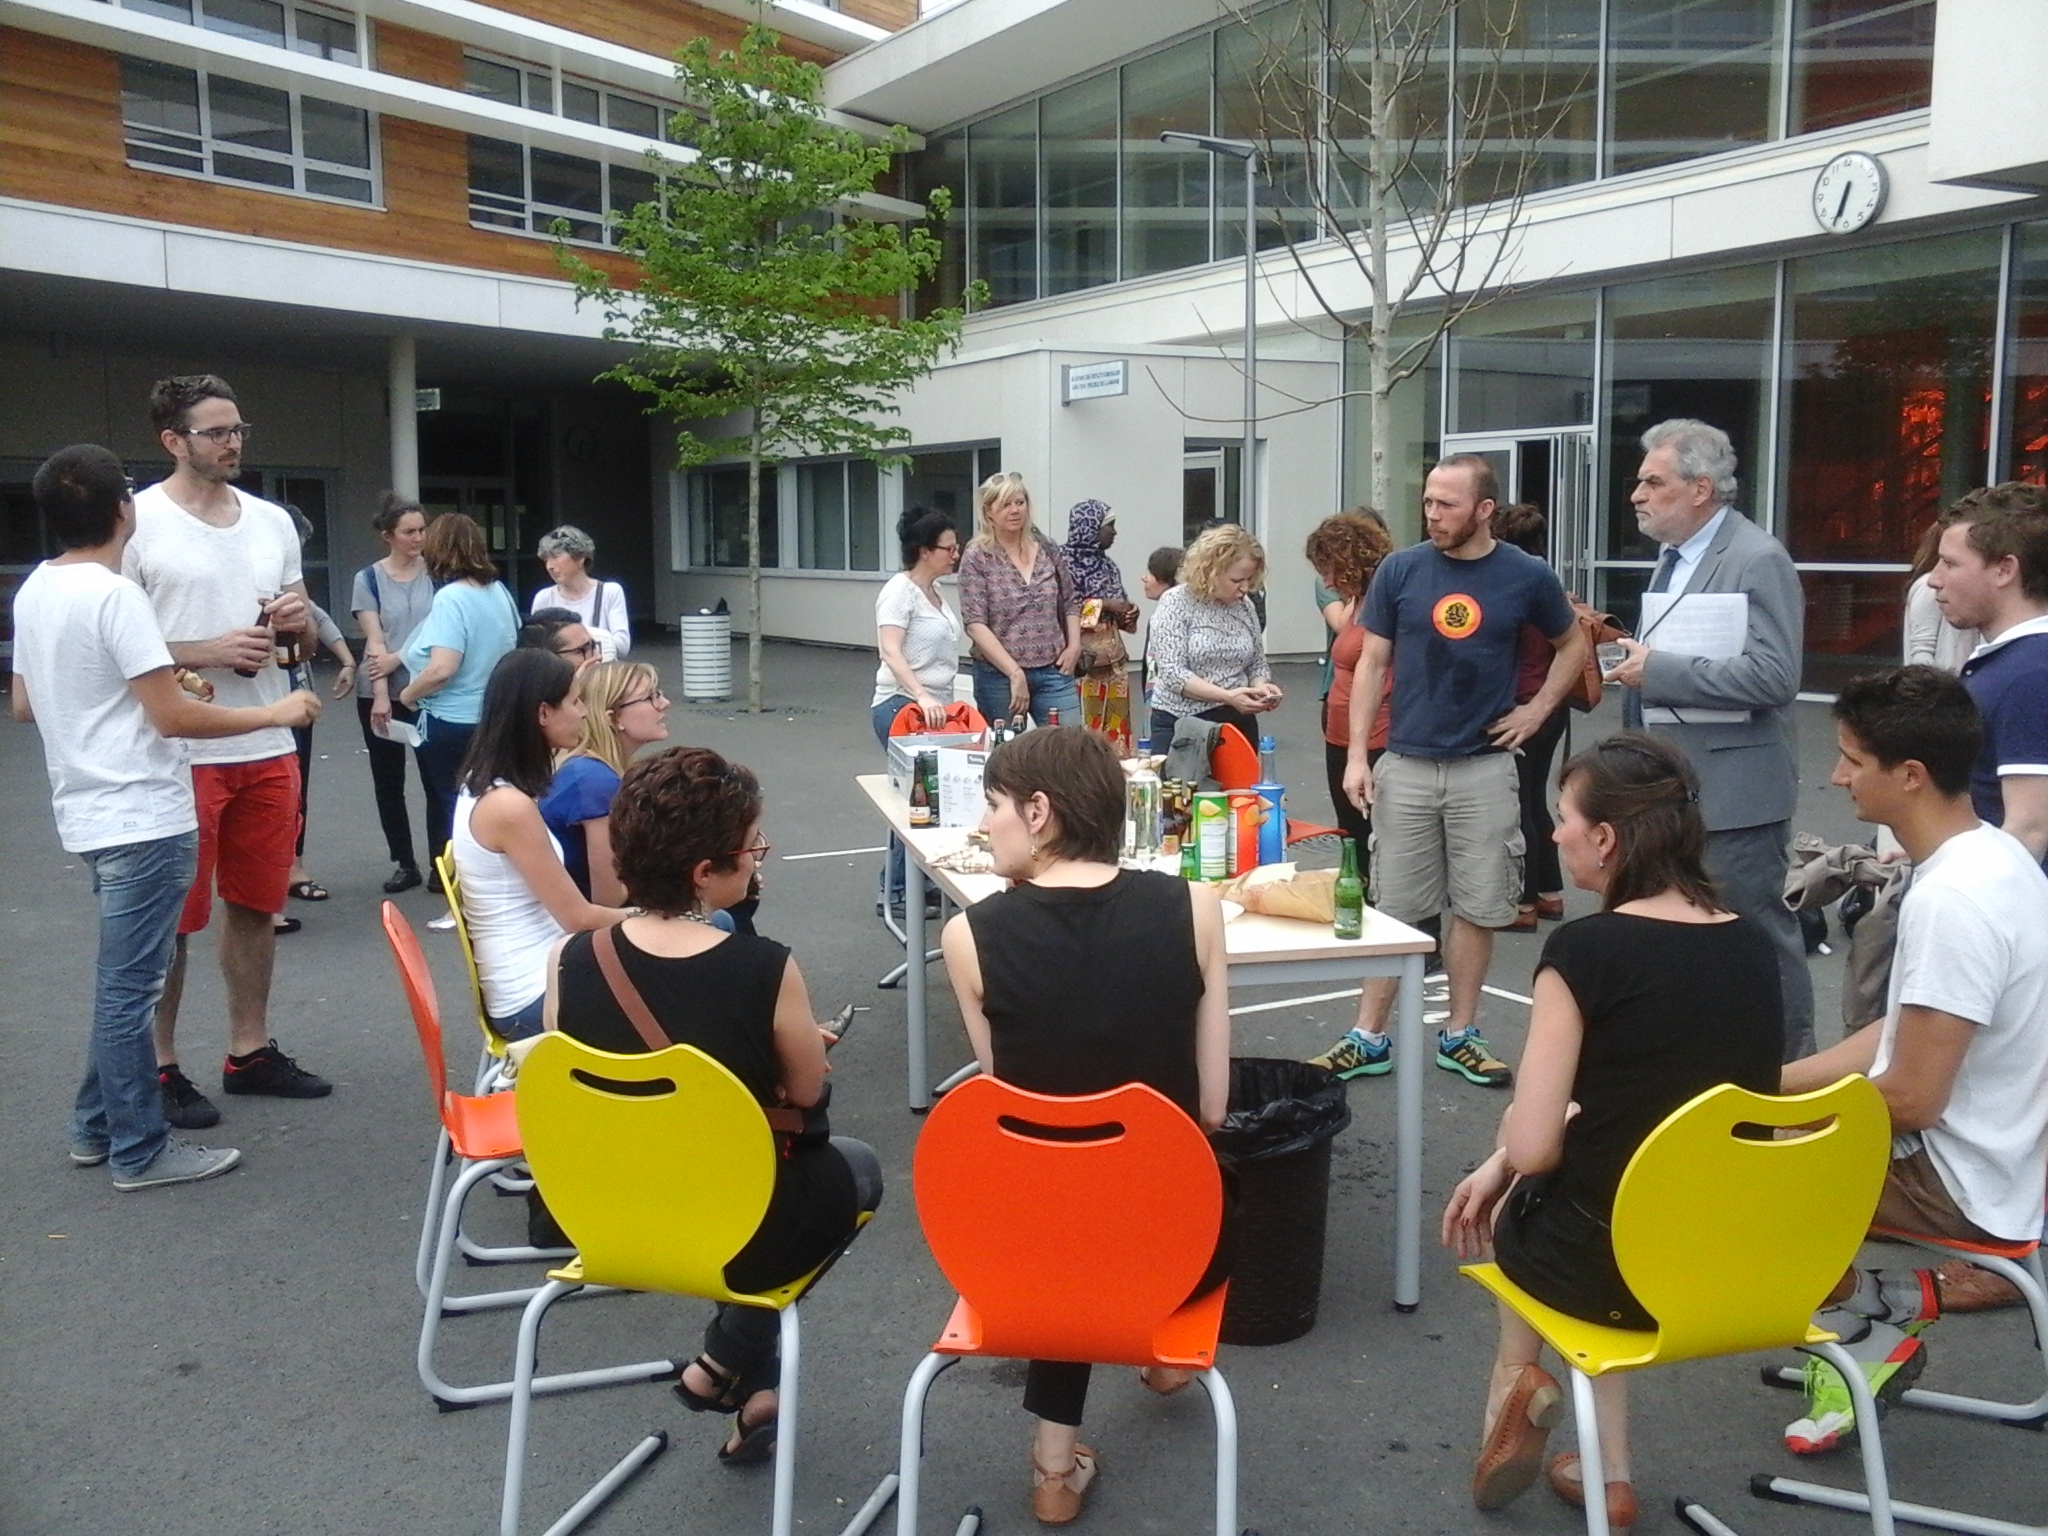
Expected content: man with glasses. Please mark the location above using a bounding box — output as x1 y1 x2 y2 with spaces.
120 375 334 1130
1604 417 1811 1059
517 607 601 672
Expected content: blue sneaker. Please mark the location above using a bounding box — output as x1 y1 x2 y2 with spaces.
1310 1029 1391 1079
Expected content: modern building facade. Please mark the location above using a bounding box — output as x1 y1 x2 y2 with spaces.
6 0 2048 689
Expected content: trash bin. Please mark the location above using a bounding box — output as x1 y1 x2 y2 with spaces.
679 609 732 701
1213 1057 1352 1346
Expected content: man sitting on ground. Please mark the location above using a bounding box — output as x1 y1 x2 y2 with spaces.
1777 665 2048 1454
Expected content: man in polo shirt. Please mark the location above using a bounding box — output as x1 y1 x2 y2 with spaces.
1928 482 2048 866
1313 454 1586 1088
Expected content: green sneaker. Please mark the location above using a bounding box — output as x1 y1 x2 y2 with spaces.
1784 1317 1929 1455
1309 1029 1391 1079
1436 1028 1512 1087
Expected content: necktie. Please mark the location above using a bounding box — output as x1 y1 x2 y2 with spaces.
1625 546 1685 730
1648 545 1683 595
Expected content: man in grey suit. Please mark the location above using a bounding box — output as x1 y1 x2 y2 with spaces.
1606 418 1814 1060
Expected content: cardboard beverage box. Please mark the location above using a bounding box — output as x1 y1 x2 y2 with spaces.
887 732 985 797
933 748 987 828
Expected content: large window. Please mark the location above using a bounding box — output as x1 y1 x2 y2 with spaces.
1789 0 1936 135
969 101 1039 306
1215 21 1317 256
2007 221 2048 488
467 138 658 245
462 52 675 141
795 460 883 572
1606 0 1780 177
119 57 376 203
1120 35 1212 281
1457 0 1601 202
118 0 360 61
1447 290 1596 434
1041 73 1118 295
687 467 781 570
902 442 1003 543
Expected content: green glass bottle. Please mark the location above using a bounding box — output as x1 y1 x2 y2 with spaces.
1179 834 1201 882
1333 836 1365 940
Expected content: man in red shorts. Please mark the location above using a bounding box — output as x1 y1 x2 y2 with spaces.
122 375 333 1128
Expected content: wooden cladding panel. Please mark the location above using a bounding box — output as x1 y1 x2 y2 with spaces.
475 0 836 66
836 0 915 32
0 28 638 286
372 20 465 90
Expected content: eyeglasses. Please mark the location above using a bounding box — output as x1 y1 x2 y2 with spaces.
180 424 254 445
556 638 598 660
614 689 667 710
723 838 771 863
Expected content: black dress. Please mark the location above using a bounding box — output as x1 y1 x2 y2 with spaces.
554 926 859 1295
1492 912 1783 1329
963 869 1212 1426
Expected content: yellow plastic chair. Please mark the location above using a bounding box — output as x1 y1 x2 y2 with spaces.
1461 1076 1898 1536
433 850 512 1086
500 1033 870 1536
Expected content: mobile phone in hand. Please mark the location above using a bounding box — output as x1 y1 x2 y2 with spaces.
824 1004 859 1048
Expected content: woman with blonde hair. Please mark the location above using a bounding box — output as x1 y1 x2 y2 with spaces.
957 472 1082 727
536 659 672 904
1145 522 1283 754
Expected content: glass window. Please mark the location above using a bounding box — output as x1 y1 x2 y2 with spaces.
969 101 1038 306
467 135 525 227
1448 289 1596 433
1121 35 1211 280
1606 0 1781 176
1342 318 1443 545
606 94 660 141
1602 265 1775 565
465 138 648 245
797 461 849 570
292 5 357 64
301 97 370 169
1457 0 1600 202
690 466 781 569
1783 230 2002 687
1789 0 1935 134
464 56 523 107
209 77 292 155
123 0 193 21
562 81 601 124
609 165 658 220
1041 72 1118 296
202 0 285 48
1328 0 1447 225
529 149 603 241
902 442 1001 543
1215 22 1316 255
119 59 204 173
908 134 968 317
121 59 374 202
848 460 882 572
2005 221 2048 487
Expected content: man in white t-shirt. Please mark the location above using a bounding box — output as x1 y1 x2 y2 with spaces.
11 445 319 1189
120 376 334 1129
1778 665 2048 1453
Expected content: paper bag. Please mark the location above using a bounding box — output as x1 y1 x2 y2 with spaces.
1219 864 1337 924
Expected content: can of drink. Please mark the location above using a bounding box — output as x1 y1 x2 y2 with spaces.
1193 791 1229 880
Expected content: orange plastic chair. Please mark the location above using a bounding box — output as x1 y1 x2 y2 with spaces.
1209 722 1342 847
383 903 672 1410
889 1076 1240 1535
889 700 988 737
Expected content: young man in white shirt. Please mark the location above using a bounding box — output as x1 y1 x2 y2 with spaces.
11 445 319 1188
121 375 333 1128
1777 665 2048 1453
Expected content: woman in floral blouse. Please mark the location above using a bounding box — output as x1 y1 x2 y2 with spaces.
957 472 1081 727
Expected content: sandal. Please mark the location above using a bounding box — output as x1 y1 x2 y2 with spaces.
1472 1363 1563 1511
1031 1444 1097 1525
1546 1452 1638 1529
288 881 329 902
673 1354 743 1415
718 1392 778 1467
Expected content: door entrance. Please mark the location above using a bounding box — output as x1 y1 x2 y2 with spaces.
1439 430 1595 596
420 478 527 598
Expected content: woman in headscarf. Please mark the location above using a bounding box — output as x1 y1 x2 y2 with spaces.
1063 500 1138 754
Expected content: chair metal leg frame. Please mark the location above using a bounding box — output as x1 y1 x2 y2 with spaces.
416 1124 455 1300
419 1158 666 1409
891 1353 1238 1536
931 1062 981 1098
770 1303 804 1536
1744 1340 1900 1535
1761 1250 2048 1427
414 1145 569 1301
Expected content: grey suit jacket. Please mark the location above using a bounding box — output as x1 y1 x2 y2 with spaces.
1631 511 1803 832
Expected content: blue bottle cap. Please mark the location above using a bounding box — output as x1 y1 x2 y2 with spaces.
1259 735 1276 750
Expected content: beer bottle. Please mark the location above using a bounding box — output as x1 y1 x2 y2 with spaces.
1333 836 1365 940
922 749 941 819
908 754 935 828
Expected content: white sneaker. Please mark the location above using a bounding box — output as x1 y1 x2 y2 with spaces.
428 912 458 932
112 1137 242 1191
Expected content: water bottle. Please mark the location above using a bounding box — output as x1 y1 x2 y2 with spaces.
1259 735 1277 785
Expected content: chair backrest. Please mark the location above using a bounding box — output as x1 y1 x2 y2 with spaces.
1612 1075 1890 1364
914 1076 1222 1366
1210 723 1259 791
891 700 988 737
380 900 452 1120
514 1032 780 1301
433 850 509 1060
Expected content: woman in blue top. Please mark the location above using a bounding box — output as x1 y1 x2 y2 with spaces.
538 659 672 904
397 511 520 884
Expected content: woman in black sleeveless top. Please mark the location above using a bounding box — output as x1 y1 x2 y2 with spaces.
544 746 882 1468
941 726 1231 1526
1441 736 1781 1528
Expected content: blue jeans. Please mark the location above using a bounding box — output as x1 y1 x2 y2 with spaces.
971 661 1081 729
872 694 912 904
73 831 197 1176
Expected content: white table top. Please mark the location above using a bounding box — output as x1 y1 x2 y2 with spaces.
855 773 1434 962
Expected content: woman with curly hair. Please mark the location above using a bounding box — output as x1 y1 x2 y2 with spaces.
537 660 673 904
545 746 882 1467
1307 509 1393 852
1145 522 1283 754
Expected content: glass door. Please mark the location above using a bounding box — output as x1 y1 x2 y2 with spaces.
1438 429 1597 598
421 478 525 598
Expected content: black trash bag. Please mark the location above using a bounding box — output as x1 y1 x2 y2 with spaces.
1211 1056 1352 1165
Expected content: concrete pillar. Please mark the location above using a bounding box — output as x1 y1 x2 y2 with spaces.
388 334 419 498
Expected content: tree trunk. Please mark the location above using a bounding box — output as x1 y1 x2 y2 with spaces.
746 422 764 713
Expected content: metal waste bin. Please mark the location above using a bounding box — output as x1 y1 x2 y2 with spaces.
1213 1057 1352 1346
679 610 732 701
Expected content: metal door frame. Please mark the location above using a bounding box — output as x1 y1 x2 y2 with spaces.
1439 427 1597 596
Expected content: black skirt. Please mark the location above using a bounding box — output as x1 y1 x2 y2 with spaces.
1491 1172 1654 1332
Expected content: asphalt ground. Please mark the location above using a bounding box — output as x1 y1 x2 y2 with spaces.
5 639 2045 1536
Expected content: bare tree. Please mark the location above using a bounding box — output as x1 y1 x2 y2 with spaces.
1224 0 1593 515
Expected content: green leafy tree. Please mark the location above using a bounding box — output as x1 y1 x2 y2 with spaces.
563 25 978 710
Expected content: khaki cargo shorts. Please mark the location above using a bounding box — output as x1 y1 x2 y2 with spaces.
1369 750 1523 929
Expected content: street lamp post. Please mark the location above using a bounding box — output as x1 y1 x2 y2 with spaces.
1161 131 1260 533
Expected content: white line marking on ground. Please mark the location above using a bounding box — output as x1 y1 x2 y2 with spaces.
1482 984 1535 1005
1229 982 1535 1016
781 846 887 861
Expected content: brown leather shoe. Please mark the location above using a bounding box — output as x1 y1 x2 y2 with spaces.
1031 1444 1097 1525
1546 1452 1638 1529
1535 895 1566 921
1935 1260 2026 1312
1473 1364 1564 1510
1501 905 1539 932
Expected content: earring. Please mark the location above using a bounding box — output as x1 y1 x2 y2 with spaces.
1596 855 1606 868
1028 839 1040 861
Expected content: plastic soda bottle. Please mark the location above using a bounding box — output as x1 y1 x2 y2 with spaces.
1333 836 1365 940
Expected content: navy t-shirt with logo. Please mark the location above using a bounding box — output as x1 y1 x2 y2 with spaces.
1961 627 2048 869
1361 540 1575 759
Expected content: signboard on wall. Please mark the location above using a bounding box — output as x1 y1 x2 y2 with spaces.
1061 360 1127 405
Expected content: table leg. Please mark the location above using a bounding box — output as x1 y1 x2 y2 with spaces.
1394 952 1423 1311
906 857 929 1112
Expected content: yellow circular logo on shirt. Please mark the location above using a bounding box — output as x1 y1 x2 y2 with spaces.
1433 593 1482 639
